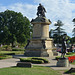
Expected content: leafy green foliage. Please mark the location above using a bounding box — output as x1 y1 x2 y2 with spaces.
70 37 75 44
0 10 32 46
72 18 75 37
32 57 49 63
53 20 65 36
71 61 75 65
20 57 49 64
55 53 75 60
50 20 66 44
66 52 75 55
0 55 12 60
0 51 24 55
12 48 25 51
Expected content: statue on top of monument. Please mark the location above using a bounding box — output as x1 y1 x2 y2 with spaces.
37 3 46 17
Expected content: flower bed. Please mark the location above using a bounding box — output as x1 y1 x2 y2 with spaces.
68 56 75 63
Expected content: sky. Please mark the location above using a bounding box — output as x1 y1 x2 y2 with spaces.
0 0 75 37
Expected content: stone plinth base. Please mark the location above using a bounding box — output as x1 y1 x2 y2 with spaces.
57 58 70 67
24 16 53 57
24 49 53 57
24 38 53 57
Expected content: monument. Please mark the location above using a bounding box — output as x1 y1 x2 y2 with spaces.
24 4 53 57
57 34 69 67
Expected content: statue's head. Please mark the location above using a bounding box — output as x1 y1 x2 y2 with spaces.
39 3 41 6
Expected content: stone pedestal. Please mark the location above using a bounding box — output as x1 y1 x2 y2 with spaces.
57 58 70 67
24 17 53 57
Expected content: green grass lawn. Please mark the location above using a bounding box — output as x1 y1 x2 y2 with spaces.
65 69 75 75
71 61 75 65
0 51 24 60
0 66 61 75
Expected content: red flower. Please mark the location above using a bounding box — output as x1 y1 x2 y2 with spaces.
68 56 75 63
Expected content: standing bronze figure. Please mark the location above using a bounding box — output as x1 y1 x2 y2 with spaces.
37 3 46 17
61 34 69 58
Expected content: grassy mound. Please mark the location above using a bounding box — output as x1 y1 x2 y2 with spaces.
20 57 49 64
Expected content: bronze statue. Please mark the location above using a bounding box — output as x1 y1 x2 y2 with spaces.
61 34 69 58
37 3 46 17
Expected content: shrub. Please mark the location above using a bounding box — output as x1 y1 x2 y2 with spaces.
12 48 25 51
32 57 49 63
2 45 12 51
0 55 12 60
31 60 44 64
0 51 24 55
66 52 75 55
0 47 3 51
20 57 49 64
20 58 31 62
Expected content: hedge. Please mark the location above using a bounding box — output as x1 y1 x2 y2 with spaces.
32 57 49 63
0 55 12 60
0 51 24 55
66 52 75 55
12 48 25 51
20 57 49 64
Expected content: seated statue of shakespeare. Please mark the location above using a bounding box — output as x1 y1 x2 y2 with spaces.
37 3 46 17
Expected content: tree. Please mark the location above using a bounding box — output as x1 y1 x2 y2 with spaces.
53 20 66 44
72 18 75 37
0 10 32 47
49 29 54 38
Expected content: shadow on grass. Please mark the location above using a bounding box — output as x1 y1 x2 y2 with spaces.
64 68 75 74
9 65 47 69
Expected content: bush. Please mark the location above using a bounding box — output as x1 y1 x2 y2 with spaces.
31 60 44 64
0 51 24 55
0 55 12 60
12 48 25 51
2 45 12 51
20 58 31 62
66 52 75 55
20 57 49 64
32 57 49 63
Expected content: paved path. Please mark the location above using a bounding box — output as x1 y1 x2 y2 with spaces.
0 58 19 68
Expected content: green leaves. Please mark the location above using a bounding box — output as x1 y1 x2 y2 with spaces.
72 18 75 37
0 10 32 46
51 20 66 44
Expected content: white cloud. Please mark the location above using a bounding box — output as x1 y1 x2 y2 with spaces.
0 0 75 37
8 3 37 20
0 3 37 20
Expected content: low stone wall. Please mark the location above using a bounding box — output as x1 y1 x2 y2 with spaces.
57 58 70 67
17 62 32 68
